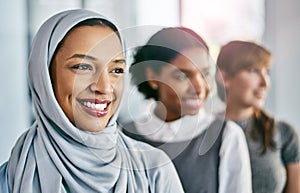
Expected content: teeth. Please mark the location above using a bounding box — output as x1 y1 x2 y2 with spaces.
83 101 107 110
185 99 200 106
95 104 107 110
87 102 91 108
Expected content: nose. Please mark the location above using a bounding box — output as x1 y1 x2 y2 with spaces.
260 70 270 88
90 70 113 94
189 73 207 95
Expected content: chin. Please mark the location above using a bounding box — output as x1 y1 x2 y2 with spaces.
185 110 200 116
252 103 265 109
73 119 107 132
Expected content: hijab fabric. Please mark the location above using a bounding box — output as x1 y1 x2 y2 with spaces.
0 9 178 193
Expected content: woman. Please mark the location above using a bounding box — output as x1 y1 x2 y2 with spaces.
216 40 300 193
121 27 252 193
0 9 184 193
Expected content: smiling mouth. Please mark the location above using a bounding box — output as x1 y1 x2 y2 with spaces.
77 99 111 117
181 98 203 110
82 101 108 110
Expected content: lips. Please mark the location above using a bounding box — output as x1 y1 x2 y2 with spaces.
77 98 111 117
254 91 266 99
181 98 203 110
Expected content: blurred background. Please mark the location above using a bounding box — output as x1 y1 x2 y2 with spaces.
0 0 299 164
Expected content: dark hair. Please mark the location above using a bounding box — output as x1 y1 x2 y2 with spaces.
130 27 209 100
216 40 275 153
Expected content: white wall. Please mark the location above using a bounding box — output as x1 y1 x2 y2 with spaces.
264 0 300 134
0 0 30 164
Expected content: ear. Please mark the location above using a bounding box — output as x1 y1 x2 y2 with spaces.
216 70 230 89
146 67 158 89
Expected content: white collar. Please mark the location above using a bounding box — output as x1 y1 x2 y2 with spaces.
134 106 215 142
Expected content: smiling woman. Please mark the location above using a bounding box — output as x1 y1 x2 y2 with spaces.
121 27 252 193
49 22 126 132
0 9 184 193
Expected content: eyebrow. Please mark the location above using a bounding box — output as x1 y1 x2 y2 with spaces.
113 59 126 64
67 54 97 61
67 54 126 64
173 67 210 74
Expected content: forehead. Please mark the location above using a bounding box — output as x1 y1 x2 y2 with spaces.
236 52 271 71
170 47 210 71
59 25 124 60
238 61 271 73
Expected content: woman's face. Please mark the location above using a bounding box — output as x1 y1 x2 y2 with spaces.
224 66 270 110
50 25 125 132
150 48 210 121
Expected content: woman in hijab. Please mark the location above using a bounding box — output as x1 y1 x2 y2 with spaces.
0 9 184 193
121 27 252 193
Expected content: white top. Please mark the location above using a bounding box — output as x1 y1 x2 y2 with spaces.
133 108 253 193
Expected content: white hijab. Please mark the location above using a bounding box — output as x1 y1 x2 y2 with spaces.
0 9 182 193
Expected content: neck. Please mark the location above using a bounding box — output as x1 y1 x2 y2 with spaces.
225 104 254 121
154 102 181 122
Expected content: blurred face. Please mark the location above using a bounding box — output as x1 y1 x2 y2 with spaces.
149 48 210 121
224 66 270 111
50 25 125 132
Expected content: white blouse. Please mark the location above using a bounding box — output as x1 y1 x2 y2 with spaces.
133 108 253 193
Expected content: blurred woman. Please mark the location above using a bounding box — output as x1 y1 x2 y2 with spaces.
121 27 252 193
216 40 300 193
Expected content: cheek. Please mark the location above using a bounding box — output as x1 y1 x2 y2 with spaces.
240 80 257 91
162 76 189 93
53 75 75 100
113 78 124 100
159 82 185 101
230 76 251 91
69 79 88 97
234 82 255 101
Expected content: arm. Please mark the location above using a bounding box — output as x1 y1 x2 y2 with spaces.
285 162 300 193
219 121 252 193
145 148 184 193
279 121 300 193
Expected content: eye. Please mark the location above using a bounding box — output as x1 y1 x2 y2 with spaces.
174 73 188 80
248 68 259 74
72 63 93 71
111 68 125 74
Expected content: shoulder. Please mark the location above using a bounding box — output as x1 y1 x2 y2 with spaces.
222 120 246 140
211 115 245 138
118 130 171 165
118 131 184 192
275 120 300 163
219 119 249 157
276 120 300 147
0 162 9 193
0 162 8 177
276 120 299 137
